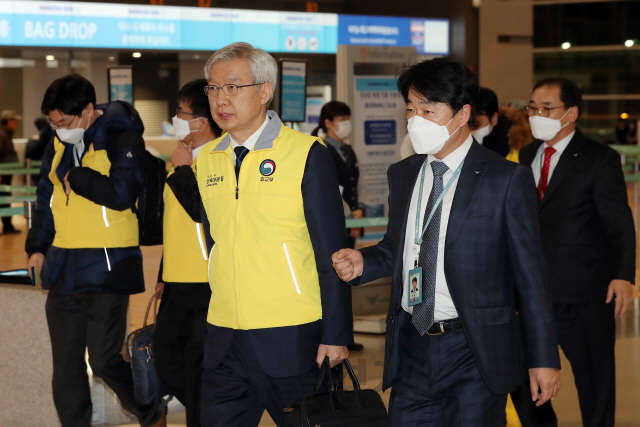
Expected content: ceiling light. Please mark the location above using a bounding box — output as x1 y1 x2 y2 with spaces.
132 52 142 58
194 54 200 59
561 42 571 50
108 56 116 61
621 113 630 119
46 55 55 61
625 40 635 47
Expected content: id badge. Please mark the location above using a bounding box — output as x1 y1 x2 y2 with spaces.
407 267 422 306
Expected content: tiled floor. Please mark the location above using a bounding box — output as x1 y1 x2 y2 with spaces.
2 206 640 426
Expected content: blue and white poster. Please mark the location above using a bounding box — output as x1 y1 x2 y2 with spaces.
279 60 306 122
108 66 133 104
353 76 406 216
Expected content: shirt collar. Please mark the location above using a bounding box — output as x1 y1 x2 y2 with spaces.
230 115 270 152
544 130 575 155
192 143 204 159
324 135 343 152
427 134 473 172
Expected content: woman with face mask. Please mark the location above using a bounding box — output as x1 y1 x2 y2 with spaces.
311 101 364 248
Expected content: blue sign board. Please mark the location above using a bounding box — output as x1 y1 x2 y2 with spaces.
0 2 448 54
279 60 306 122
364 120 396 145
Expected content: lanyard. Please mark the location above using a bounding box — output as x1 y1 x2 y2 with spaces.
414 158 465 246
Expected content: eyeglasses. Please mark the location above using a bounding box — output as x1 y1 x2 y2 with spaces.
49 115 77 130
203 83 263 97
523 105 566 117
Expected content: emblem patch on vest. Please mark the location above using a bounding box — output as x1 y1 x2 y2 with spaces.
206 174 224 187
259 160 276 176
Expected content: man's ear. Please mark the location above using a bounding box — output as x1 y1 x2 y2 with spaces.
458 104 472 128
84 103 95 116
491 112 499 127
568 105 579 123
260 83 273 106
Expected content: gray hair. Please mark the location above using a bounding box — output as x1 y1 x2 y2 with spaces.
204 42 278 103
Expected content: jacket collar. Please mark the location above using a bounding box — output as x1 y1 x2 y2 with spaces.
211 110 283 153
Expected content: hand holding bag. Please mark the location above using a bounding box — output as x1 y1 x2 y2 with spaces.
284 356 388 427
122 291 171 408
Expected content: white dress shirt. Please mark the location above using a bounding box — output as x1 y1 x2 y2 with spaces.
401 135 473 320
230 115 270 162
192 143 204 160
531 130 575 186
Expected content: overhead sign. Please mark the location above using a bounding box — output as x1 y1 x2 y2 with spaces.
0 1 449 55
338 14 449 55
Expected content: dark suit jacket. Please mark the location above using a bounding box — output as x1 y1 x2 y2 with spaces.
357 140 560 394
519 129 636 303
193 140 353 379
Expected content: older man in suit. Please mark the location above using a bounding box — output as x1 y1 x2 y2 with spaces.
332 58 561 427
516 77 635 427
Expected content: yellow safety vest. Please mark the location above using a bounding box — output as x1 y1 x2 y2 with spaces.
197 121 323 330
49 137 138 249
162 161 210 283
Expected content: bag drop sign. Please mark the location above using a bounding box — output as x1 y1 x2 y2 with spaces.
24 20 97 40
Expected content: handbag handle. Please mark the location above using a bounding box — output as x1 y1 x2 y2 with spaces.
142 291 161 327
315 356 361 393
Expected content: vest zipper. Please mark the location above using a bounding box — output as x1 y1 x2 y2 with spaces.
66 194 69 206
232 155 240 328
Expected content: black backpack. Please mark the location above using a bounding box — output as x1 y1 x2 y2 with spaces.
136 149 166 246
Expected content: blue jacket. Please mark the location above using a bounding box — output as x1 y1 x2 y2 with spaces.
25 101 146 295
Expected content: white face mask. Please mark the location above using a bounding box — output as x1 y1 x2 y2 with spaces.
470 124 493 145
56 109 89 145
334 120 352 140
529 109 570 141
407 114 459 155
172 116 201 141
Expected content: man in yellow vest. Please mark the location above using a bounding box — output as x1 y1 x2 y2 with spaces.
153 78 221 427
24 75 164 426
173 42 352 426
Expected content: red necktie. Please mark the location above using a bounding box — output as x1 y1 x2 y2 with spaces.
538 146 556 200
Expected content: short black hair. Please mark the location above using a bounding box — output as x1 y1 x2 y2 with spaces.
412 277 417 283
34 116 50 132
41 74 96 116
476 87 499 119
311 101 351 137
178 79 221 138
532 77 583 119
397 58 479 126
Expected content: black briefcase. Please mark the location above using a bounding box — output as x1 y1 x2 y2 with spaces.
284 356 388 427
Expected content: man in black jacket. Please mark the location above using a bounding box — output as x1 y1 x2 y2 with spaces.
517 77 635 427
25 74 163 427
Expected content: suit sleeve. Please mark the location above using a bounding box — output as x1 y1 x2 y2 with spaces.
67 130 144 211
594 149 636 283
25 140 56 257
356 165 397 285
302 141 353 346
505 165 561 369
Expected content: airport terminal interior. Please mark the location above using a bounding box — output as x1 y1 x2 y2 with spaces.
1 0 640 426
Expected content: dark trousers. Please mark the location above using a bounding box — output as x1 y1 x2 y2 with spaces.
0 174 13 229
388 311 507 427
200 330 319 427
513 302 616 427
153 282 210 427
45 293 155 427
511 313 558 427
